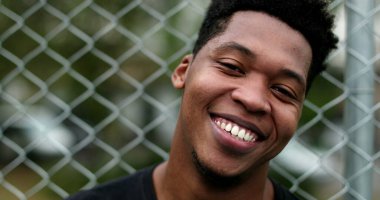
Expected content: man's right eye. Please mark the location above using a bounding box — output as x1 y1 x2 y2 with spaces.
216 61 245 76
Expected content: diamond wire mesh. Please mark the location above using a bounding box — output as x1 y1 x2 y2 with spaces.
0 0 379 199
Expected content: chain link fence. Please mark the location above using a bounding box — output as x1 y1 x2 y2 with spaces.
0 0 379 199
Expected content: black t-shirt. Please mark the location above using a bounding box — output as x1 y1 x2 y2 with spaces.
66 165 299 200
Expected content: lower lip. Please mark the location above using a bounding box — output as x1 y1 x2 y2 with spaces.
211 117 258 154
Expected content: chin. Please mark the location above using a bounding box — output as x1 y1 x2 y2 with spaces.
191 149 249 188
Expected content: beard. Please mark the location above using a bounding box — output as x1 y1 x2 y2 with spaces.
191 149 247 188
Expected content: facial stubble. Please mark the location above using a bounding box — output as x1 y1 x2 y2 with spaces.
191 149 249 189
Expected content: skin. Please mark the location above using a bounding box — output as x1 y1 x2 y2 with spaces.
153 11 312 200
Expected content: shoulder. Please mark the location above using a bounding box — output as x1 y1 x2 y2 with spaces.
65 165 157 200
271 179 299 200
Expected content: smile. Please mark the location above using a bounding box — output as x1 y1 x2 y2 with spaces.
214 118 257 143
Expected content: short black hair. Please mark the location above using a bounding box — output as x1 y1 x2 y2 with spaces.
193 0 338 91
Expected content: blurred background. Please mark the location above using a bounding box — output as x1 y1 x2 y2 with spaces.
0 0 379 199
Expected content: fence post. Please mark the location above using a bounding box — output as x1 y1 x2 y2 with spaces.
345 0 375 199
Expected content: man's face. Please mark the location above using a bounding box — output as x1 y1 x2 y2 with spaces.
172 11 312 178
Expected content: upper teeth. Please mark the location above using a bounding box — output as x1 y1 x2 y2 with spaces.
215 119 257 142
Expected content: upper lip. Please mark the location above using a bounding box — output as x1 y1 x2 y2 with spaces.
210 112 268 140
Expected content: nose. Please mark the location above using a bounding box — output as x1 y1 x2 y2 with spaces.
230 77 271 115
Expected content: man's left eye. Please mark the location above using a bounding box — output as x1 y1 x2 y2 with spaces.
271 86 297 100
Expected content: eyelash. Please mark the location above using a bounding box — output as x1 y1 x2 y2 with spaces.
271 86 297 100
217 61 245 75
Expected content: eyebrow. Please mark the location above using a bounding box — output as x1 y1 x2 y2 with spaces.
279 68 306 91
214 42 255 57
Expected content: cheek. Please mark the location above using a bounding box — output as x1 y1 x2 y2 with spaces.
273 106 301 141
182 83 209 111
183 70 223 106
180 75 214 124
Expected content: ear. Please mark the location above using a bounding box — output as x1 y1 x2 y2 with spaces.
171 54 193 89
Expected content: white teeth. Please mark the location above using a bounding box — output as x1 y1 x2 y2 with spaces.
243 133 250 141
248 135 253 141
239 129 246 139
221 122 226 129
231 126 239 136
215 119 257 142
238 129 245 139
225 123 232 132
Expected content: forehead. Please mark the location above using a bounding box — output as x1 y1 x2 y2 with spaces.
223 11 310 53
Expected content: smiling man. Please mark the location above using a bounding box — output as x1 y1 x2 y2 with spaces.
68 0 338 199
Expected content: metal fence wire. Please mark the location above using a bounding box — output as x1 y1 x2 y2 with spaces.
0 0 379 199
